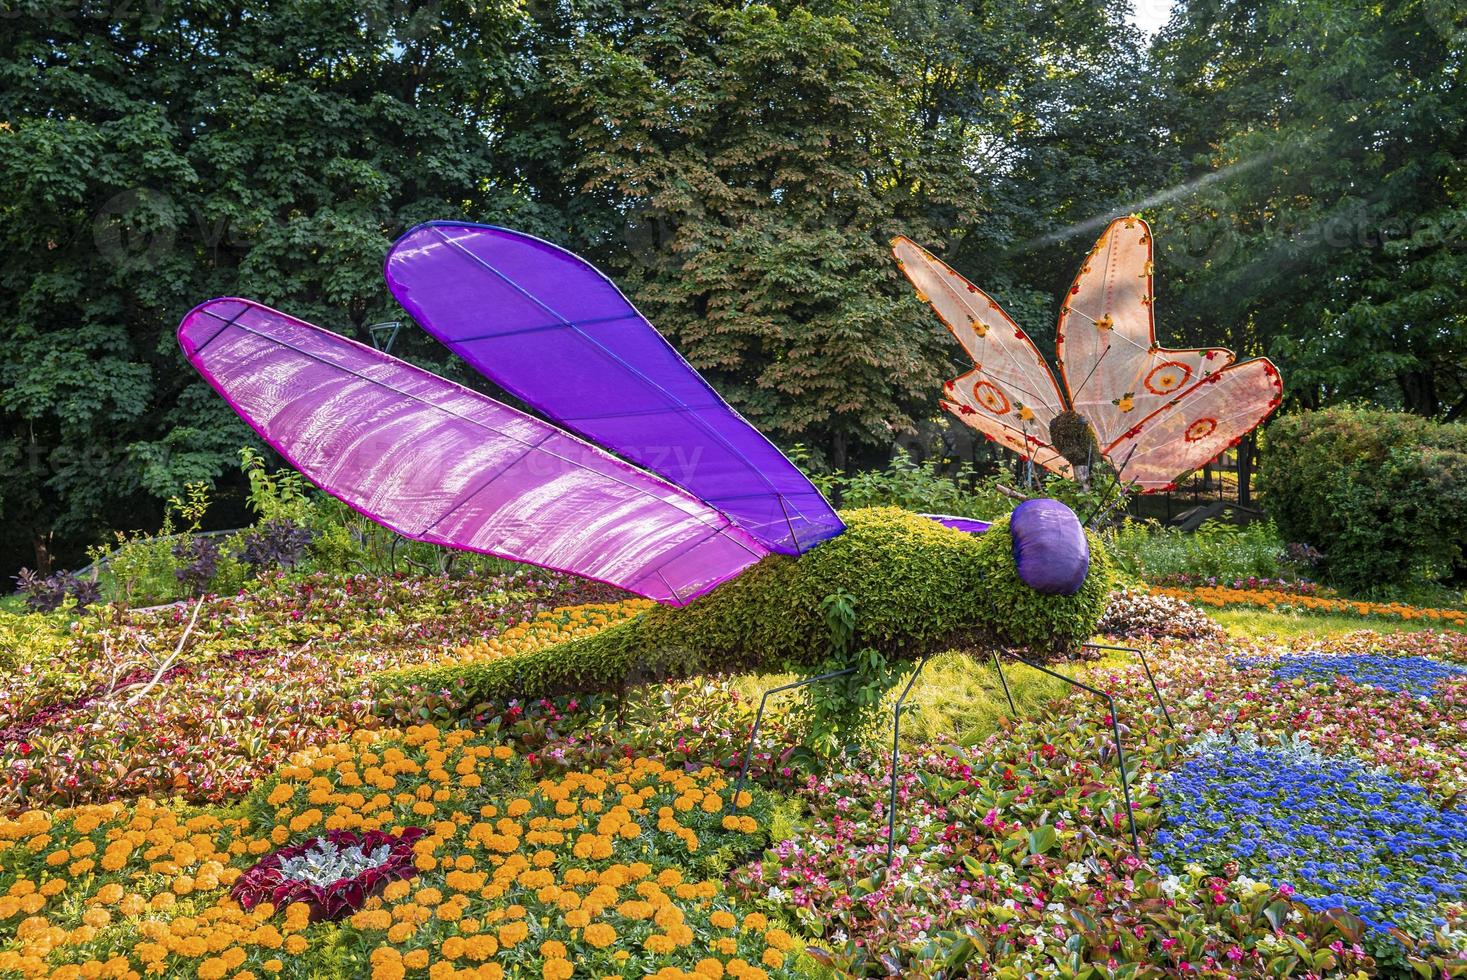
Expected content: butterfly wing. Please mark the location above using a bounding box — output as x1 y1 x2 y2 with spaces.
383 222 843 555
178 298 769 605
1105 357 1283 491
891 236 1072 476
1057 216 1234 451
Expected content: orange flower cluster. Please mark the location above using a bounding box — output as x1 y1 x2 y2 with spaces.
0 723 797 979
1150 585 1467 626
445 601 653 666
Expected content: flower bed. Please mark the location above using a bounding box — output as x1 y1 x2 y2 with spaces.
1150 584 1467 626
0 573 634 808
3 571 1467 978
1234 653 1467 697
0 723 796 979
1155 739 1467 935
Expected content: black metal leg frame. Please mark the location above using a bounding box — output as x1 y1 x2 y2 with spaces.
1081 642 1174 729
989 654 1141 856
727 666 857 814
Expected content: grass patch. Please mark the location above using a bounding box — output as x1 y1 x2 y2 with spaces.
1213 607 1467 639
732 649 1134 748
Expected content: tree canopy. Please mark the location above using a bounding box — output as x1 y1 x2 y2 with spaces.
1 0 1462 574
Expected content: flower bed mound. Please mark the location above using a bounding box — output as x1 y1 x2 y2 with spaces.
1099 588 1227 642
0 723 800 979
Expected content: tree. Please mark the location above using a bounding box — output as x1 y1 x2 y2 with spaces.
0 0 523 573
1150 0 1466 417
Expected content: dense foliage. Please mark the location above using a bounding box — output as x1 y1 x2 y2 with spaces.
5 0 1461 577
1261 406 1467 590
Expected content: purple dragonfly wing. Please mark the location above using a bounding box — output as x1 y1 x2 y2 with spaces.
383 222 844 555
919 513 993 535
178 298 769 605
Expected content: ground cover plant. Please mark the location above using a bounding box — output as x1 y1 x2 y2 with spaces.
0 571 630 808
3 551 1467 977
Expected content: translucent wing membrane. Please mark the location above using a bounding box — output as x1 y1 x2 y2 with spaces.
1058 217 1234 450
384 222 844 555
1107 356 1283 491
892 236 1071 476
178 298 769 605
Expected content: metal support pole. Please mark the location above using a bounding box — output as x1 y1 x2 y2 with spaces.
1083 643 1173 729
991 650 1017 715
886 655 932 864
728 666 857 813
1010 655 1141 856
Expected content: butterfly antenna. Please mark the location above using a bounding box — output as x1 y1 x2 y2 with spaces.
1082 444 1138 527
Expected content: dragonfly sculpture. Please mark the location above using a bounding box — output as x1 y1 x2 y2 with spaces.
177 220 1257 859
178 221 1096 611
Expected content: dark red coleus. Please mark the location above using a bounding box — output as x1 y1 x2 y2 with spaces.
230 827 427 922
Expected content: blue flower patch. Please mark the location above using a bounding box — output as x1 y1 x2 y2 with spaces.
1232 653 1467 697
1154 745 1467 934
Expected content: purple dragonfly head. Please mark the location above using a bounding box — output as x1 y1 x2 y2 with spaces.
1009 499 1090 596
926 501 1090 595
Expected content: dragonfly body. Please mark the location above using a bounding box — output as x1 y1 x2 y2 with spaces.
381 505 1113 706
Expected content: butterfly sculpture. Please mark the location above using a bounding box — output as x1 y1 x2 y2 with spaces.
893 216 1283 492
178 222 1094 611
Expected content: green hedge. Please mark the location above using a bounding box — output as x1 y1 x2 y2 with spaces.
1261 406 1467 590
378 507 1113 706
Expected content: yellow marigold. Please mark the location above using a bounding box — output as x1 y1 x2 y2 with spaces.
283 935 308 956
694 959 725 979
540 939 568 959
583 922 617 949
196 958 229 980
402 949 429 970
765 927 794 950
743 912 768 932
263 960 283 974
543 960 573 980
710 910 736 929
761 948 784 969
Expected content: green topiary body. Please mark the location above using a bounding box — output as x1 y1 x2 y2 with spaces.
382 507 1112 705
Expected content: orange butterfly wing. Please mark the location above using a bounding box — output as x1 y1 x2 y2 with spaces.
1057 216 1234 452
892 236 1071 477
1105 357 1283 491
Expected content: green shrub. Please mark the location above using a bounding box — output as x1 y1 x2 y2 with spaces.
789 446 1116 523
378 507 1114 706
1261 406 1467 591
0 607 74 672
1103 517 1292 582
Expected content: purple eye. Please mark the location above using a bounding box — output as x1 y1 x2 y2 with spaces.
1010 499 1090 596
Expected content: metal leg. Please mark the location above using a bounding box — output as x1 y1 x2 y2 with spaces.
1083 642 1173 728
1011 655 1141 857
991 650 1017 715
728 666 857 813
887 655 932 864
